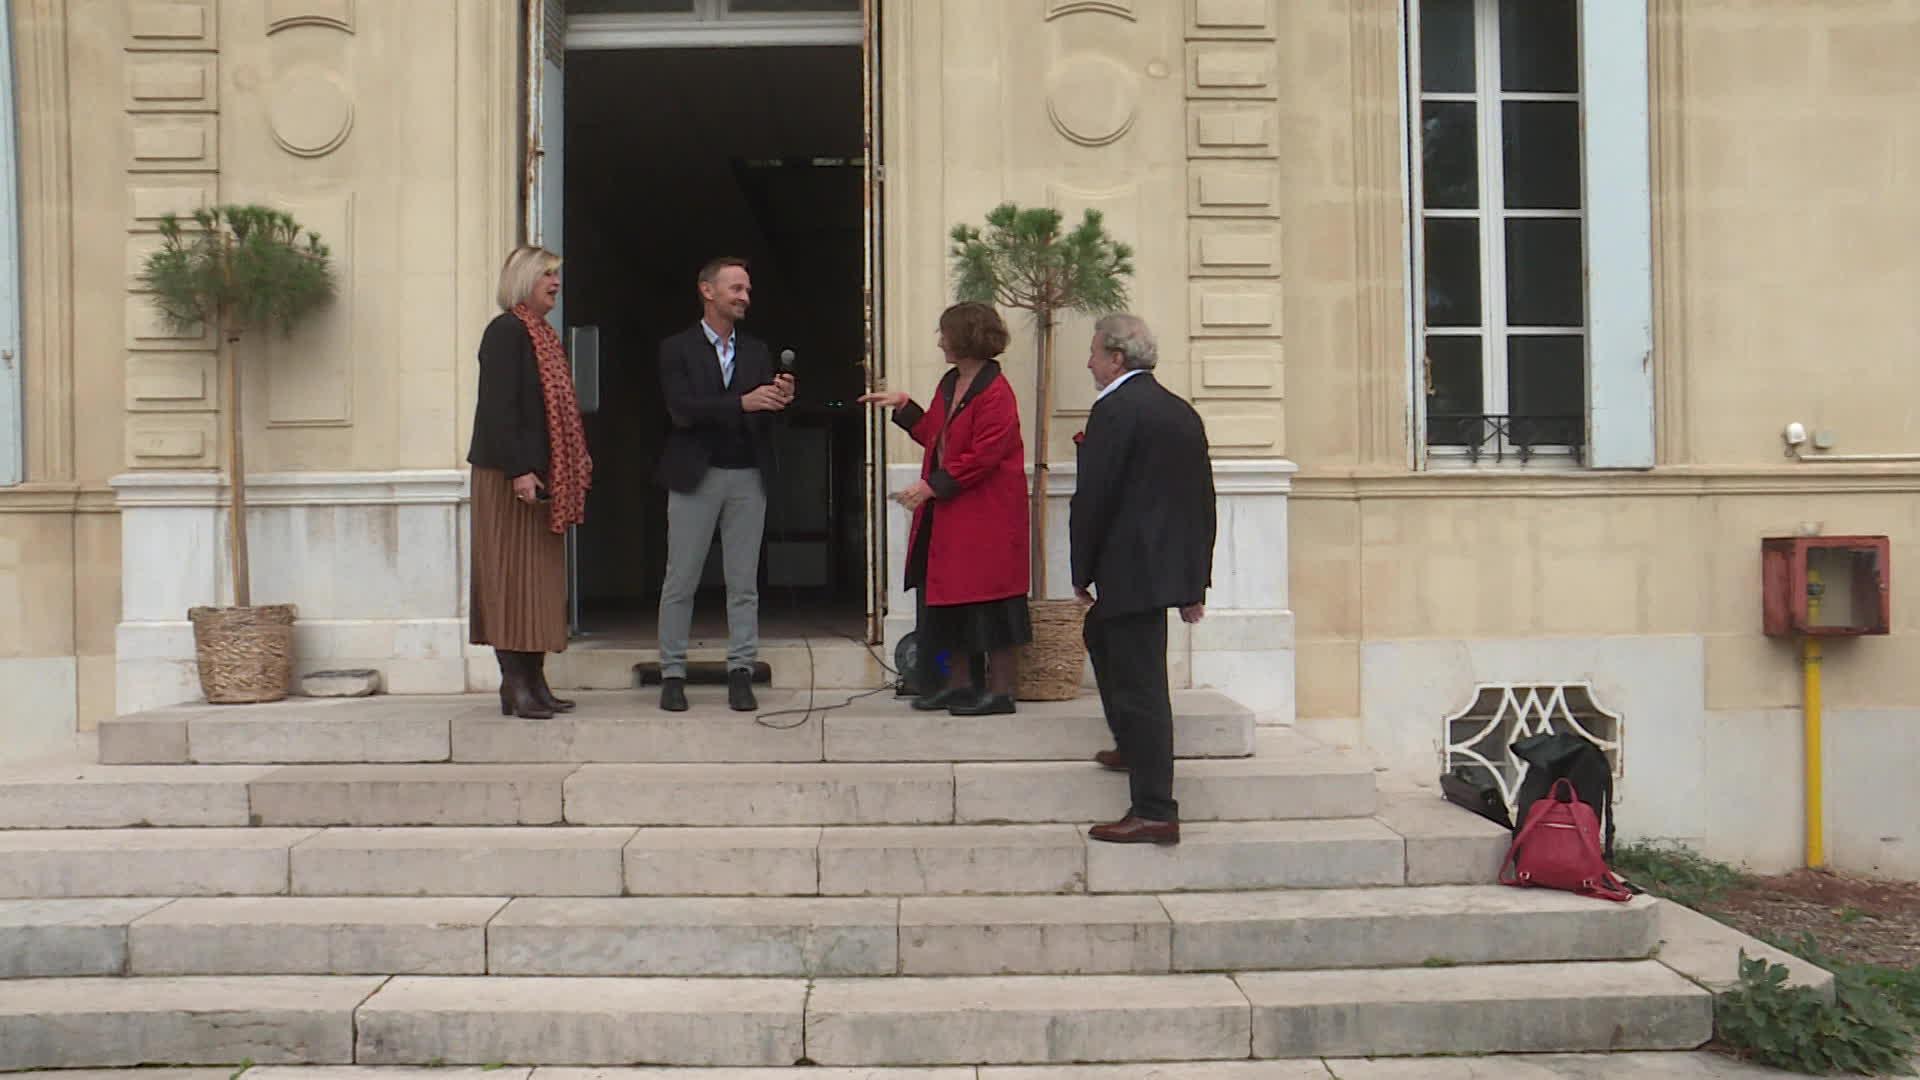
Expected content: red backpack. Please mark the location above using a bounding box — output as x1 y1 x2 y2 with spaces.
1499 778 1632 902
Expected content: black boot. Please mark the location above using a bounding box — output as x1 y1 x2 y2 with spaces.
529 653 575 712
660 676 689 712
728 668 758 712
498 650 554 720
911 686 967 711
949 692 1016 716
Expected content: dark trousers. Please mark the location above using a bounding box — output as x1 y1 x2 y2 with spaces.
1085 604 1177 822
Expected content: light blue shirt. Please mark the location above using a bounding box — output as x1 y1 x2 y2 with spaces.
1095 368 1146 405
701 320 736 388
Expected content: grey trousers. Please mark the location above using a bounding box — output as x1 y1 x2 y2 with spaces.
657 466 766 678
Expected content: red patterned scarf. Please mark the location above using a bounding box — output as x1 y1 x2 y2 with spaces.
512 304 592 533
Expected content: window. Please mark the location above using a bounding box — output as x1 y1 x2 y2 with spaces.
566 0 856 15
1408 0 1654 469
564 0 862 47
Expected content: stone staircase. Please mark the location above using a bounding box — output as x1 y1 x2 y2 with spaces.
0 686 1714 1071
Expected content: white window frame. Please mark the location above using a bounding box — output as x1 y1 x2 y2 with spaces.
1406 0 1654 471
567 0 862 50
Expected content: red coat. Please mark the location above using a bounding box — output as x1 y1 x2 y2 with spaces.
898 362 1030 606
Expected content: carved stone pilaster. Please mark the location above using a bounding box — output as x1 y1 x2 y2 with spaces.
1348 0 1411 467
1186 0 1285 456
1650 0 1690 465
14 0 76 483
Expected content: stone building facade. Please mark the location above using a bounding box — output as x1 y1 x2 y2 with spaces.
2 0 1918 877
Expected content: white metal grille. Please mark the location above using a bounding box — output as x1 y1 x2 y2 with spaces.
1442 682 1622 818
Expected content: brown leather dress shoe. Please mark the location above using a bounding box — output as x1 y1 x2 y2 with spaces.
1094 749 1129 772
1089 816 1180 845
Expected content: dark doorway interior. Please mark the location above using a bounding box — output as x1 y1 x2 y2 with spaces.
564 46 867 642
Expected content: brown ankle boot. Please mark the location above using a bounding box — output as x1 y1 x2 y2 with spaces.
530 653 574 712
499 651 554 720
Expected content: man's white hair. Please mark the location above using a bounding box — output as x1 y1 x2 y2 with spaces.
1094 313 1157 370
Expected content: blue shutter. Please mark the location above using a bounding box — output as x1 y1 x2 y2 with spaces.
0 2 22 486
1580 0 1655 469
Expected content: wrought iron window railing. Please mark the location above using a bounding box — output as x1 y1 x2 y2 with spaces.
1428 414 1584 464
1443 683 1623 823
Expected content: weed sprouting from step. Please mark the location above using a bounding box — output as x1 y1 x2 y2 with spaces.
228 1060 253 1080
1420 956 1458 968
1717 951 1915 1076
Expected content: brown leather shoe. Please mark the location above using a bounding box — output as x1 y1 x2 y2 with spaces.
1089 816 1180 845
1094 749 1129 772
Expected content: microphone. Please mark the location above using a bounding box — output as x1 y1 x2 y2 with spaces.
778 348 796 374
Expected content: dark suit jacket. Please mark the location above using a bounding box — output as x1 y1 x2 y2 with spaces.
1069 372 1217 616
466 312 549 479
655 321 779 493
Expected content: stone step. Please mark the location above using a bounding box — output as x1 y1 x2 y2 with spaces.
0 976 386 1071
805 974 1253 1065
0 750 1373 831
127 897 508 975
824 690 1254 762
0 964 1715 1069
248 765 576 826
98 690 1253 765
1236 961 1713 1057
353 976 809 1067
100 698 475 765
819 825 1090 895
487 896 899 976
0 764 269 828
1087 819 1409 892
1373 786 1512 886
953 753 1377 824
289 827 634 897
1161 887 1661 971
0 828 317 898
0 819 1443 900
564 763 956 826
0 898 172 976
0 887 1660 979
899 895 1171 975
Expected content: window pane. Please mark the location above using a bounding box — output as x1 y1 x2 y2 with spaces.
729 0 859 9
1508 334 1585 445
1420 0 1476 93
567 0 695 12
1423 218 1482 328
1502 101 1582 210
1499 0 1579 93
1426 335 1485 445
1421 101 1479 210
1505 218 1584 326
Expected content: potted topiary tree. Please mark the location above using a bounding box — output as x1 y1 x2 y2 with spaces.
141 205 336 703
950 203 1134 700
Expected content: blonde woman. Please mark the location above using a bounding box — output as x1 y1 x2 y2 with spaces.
467 246 592 718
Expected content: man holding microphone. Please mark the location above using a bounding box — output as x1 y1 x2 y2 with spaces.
654 257 793 713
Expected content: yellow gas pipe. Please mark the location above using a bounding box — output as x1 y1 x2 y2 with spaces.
1803 568 1825 870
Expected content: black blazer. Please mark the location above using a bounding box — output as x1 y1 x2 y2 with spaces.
1069 372 1217 616
655 321 779 493
466 312 549 479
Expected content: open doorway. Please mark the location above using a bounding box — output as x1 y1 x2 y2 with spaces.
562 45 869 645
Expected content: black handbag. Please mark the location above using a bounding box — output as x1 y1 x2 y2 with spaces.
1441 764 1513 829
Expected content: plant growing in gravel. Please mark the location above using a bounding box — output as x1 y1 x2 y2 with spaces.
1717 951 1915 1075
1613 840 1752 910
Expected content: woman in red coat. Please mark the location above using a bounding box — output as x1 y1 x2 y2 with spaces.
859 302 1032 715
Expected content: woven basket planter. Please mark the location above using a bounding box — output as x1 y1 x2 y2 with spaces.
188 603 297 704
1016 597 1088 701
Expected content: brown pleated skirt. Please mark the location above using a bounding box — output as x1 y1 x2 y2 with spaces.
469 466 568 653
